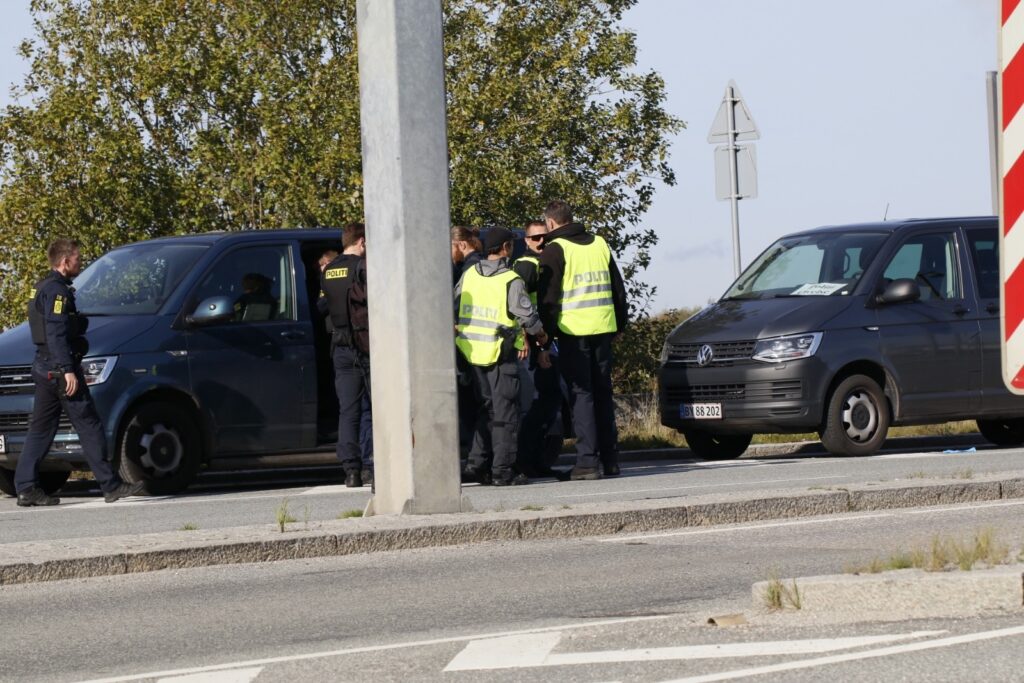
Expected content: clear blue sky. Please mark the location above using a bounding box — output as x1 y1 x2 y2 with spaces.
0 1 1000 313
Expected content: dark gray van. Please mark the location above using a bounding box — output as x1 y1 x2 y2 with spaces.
658 216 1024 459
0 229 347 495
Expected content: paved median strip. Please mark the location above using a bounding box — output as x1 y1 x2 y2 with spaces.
3 472 1024 586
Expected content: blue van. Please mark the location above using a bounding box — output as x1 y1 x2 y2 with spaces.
0 229 352 495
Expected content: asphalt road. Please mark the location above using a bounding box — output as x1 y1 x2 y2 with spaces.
3 495 1024 681
0 442 1020 544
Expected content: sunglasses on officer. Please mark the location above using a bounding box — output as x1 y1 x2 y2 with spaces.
525 234 545 242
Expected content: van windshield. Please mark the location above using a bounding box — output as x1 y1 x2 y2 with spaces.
74 243 209 315
723 232 888 300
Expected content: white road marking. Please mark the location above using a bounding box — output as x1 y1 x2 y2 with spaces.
557 475 838 499
443 631 944 671
156 667 263 682
74 614 671 683
600 513 895 543
658 624 1024 683
299 485 368 495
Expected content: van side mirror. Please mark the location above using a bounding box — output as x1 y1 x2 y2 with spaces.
873 278 921 306
186 296 235 326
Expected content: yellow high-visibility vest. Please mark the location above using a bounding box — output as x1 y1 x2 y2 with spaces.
455 267 525 366
552 236 617 335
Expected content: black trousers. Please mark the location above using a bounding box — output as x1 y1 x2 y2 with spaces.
517 353 562 472
15 362 121 494
465 360 520 478
333 345 371 472
559 333 618 470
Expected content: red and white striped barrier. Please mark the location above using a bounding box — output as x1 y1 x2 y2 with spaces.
1001 0 1024 393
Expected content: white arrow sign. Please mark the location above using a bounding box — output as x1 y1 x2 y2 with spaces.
444 630 944 672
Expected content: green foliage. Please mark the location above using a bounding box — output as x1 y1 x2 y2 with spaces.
0 0 681 329
613 307 700 394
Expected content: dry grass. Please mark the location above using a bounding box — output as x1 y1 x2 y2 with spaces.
846 528 1010 574
615 396 980 451
761 571 802 611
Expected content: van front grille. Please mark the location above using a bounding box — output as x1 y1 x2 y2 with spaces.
664 380 803 403
0 412 74 434
0 366 34 395
666 340 756 366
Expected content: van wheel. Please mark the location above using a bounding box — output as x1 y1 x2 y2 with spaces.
0 468 69 496
976 418 1024 447
118 403 201 495
683 430 751 460
820 374 889 456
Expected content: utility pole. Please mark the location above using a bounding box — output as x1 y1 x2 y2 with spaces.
708 80 760 279
356 0 466 514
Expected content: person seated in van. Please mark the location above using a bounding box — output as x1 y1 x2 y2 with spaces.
234 272 277 321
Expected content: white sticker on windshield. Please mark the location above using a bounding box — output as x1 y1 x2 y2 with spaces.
791 282 846 296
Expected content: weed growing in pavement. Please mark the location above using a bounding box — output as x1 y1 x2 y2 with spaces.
275 498 297 533
521 504 544 511
303 504 311 530
337 509 363 519
561 504 572 510
178 522 198 531
952 468 974 480
761 572 802 611
847 528 1010 574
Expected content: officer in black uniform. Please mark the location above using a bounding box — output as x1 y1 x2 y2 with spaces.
15 239 144 506
318 223 372 488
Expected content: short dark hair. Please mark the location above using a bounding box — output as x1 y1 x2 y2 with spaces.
341 222 365 249
524 219 546 232
47 239 79 268
543 200 572 226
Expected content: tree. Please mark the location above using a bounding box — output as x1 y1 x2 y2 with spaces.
0 0 681 329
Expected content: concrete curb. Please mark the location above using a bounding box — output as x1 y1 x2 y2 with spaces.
615 433 988 462
752 565 1024 619
3 472 1024 586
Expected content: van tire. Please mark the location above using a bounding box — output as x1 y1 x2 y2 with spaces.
117 403 201 495
820 374 889 456
683 430 751 460
976 418 1024 447
0 467 69 496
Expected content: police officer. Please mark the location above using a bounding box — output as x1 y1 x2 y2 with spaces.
319 223 372 488
456 227 550 486
15 239 144 506
537 200 628 480
514 220 568 481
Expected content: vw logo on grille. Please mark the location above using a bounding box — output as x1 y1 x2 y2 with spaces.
696 344 714 367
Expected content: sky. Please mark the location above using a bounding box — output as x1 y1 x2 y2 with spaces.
0 1 1001 313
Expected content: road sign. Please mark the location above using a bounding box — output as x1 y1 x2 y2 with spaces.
715 144 758 200
707 80 760 278
1001 0 1024 394
708 80 760 142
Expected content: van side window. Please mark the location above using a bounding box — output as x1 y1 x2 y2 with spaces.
881 232 960 301
966 228 999 300
193 245 295 322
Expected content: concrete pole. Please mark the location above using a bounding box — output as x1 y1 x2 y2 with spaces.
356 0 465 515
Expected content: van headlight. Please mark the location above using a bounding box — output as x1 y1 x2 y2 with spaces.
659 341 670 364
82 356 117 385
752 333 822 363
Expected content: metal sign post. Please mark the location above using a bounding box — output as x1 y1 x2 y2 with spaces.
708 80 760 278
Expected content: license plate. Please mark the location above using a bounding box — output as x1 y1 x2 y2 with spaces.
0 434 5 454
680 403 722 420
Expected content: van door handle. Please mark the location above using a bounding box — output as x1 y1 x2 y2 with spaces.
952 305 969 316
280 330 305 340
987 303 1000 314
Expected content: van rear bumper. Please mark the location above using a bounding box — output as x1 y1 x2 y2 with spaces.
658 357 829 434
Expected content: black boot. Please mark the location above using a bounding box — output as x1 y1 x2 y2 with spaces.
17 487 59 507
